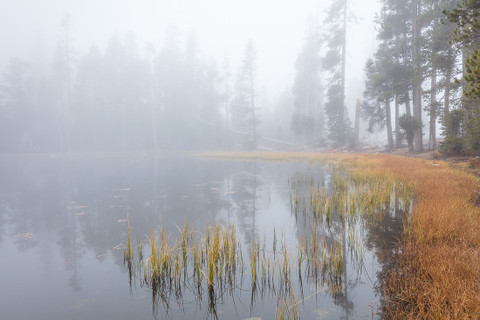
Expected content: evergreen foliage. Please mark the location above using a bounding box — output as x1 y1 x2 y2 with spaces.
399 114 422 152
291 17 324 145
322 0 351 147
444 0 480 154
439 109 465 155
231 40 260 149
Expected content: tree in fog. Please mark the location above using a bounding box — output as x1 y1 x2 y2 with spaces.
422 0 461 150
52 13 75 151
291 17 324 145
374 0 415 148
399 113 422 152
444 0 480 154
372 0 426 152
220 56 232 131
434 0 461 118
153 27 224 149
182 31 203 146
197 61 223 147
183 32 223 148
231 40 260 149
323 0 351 147
72 45 103 150
154 26 189 148
72 35 150 151
362 56 395 150
366 0 461 152
410 0 426 152
363 0 423 151
0 58 31 151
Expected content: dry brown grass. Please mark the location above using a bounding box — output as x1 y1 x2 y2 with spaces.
200 151 480 319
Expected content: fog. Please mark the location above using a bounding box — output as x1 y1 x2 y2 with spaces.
0 0 382 152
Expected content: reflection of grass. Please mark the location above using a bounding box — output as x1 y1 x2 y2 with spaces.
125 219 366 319
200 151 480 318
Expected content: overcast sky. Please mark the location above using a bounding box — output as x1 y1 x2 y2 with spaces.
0 0 381 111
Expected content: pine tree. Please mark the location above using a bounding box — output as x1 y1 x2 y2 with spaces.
362 54 395 150
411 0 425 152
323 0 351 147
52 13 75 151
0 57 31 151
380 0 416 147
291 17 324 145
231 40 260 149
445 0 480 153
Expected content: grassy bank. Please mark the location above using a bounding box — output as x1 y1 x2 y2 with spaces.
201 151 480 319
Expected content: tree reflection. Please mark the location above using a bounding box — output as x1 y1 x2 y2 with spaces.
0 156 237 292
231 162 261 245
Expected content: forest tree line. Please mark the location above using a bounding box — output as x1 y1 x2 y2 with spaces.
362 0 480 155
0 0 478 154
0 17 276 152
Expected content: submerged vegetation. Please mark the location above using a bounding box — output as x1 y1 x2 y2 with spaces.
124 152 416 318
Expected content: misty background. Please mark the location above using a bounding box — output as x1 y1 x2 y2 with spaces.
0 0 382 152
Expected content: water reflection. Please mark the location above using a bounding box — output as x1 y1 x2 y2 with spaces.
231 162 261 245
0 155 409 319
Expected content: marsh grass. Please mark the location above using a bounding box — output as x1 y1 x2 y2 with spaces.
200 151 480 318
123 153 419 319
125 218 380 319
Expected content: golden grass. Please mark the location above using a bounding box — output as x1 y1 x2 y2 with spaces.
200 151 480 319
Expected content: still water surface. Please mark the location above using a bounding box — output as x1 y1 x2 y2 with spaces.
0 155 406 319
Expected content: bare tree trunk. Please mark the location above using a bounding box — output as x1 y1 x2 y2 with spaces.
412 0 424 153
150 97 158 151
429 66 437 150
405 91 412 117
250 70 256 149
386 98 394 150
395 96 401 148
429 4 439 151
354 98 361 150
341 0 347 113
445 57 452 114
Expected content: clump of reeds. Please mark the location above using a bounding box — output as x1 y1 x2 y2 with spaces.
123 217 134 289
125 218 359 319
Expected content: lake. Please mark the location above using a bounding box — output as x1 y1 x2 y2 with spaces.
0 154 410 319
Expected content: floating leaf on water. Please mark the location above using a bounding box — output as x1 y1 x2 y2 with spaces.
132 294 147 301
315 309 329 320
193 183 207 187
71 298 94 310
14 232 34 240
